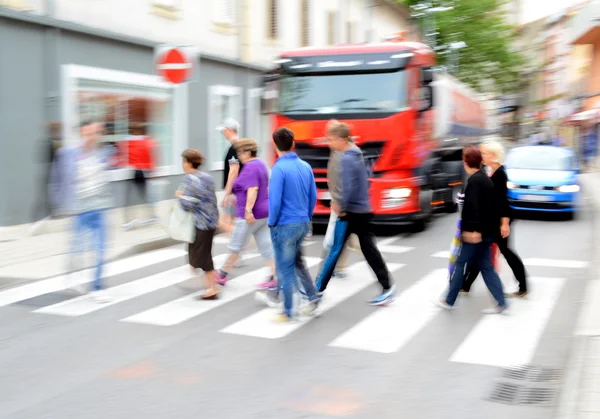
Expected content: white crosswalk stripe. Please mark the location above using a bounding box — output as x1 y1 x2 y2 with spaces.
220 262 404 340
450 277 567 367
0 242 583 367
431 250 589 269
0 246 187 307
329 269 447 353
122 257 321 326
33 253 258 317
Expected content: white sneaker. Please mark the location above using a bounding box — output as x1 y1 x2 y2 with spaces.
482 305 508 315
90 290 113 304
122 220 138 231
433 299 456 310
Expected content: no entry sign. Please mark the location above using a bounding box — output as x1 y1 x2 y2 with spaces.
156 47 193 84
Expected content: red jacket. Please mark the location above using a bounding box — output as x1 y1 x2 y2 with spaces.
119 136 157 170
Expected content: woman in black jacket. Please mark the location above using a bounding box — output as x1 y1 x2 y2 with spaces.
437 146 507 314
461 140 528 297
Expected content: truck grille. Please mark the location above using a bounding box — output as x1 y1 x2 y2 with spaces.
294 141 386 171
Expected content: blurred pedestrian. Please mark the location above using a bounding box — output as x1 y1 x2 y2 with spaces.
436 146 507 314
31 122 63 233
177 149 220 299
321 119 361 279
315 122 396 306
268 128 322 322
461 140 528 297
218 118 243 230
121 123 159 230
49 120 113 303
214 138 276 287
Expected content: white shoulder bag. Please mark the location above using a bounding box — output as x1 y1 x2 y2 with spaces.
168 196 199 243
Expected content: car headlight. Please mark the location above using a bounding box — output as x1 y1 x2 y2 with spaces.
557 184 580 193
384 188 412 199
507 181 517 189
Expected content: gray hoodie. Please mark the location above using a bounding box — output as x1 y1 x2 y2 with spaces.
340 147 371 214
328 142 360 206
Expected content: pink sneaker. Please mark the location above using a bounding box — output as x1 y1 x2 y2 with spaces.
257 279 277 289
215 271 229 286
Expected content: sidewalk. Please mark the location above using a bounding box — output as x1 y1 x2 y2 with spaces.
557 172 600 419
0 191 227 289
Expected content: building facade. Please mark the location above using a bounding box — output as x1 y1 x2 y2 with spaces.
0 0 417 226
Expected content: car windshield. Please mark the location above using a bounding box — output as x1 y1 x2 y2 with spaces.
505 148 575 171
279 71 407 115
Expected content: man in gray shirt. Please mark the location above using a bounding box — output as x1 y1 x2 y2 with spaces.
322 120 360 278
316 122 395 306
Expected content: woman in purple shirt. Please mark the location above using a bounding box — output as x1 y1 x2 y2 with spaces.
215 138 276 288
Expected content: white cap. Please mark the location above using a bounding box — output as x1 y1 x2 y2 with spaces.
216 118 240 133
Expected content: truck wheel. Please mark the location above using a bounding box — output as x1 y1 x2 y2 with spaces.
444 185 461 213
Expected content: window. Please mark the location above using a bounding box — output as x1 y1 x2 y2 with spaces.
62 65 188 180
327 11 337 45
300 0 310 47
279 71 408 117
208 85 242 170
213 0 236 25
346 21 355 43
267 0 279 39
154 0 179 9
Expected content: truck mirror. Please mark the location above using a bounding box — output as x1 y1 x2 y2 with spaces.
421 68 434 85
418 86 433 113
261 87 279 115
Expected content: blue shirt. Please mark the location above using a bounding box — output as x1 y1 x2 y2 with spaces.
268 152 317 227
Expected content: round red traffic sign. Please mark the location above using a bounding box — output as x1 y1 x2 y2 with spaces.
157 48 192 84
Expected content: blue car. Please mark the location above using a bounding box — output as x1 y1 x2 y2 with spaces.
505 145 580 217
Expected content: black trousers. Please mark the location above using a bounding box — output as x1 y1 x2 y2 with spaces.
462 222 527 293
315 212 391 292
125 170 154 220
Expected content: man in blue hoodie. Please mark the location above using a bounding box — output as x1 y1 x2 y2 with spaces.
268 127 322 322
315 122 396 306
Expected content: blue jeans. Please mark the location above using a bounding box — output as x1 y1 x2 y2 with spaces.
270 222 319 317
446 237 505 307
70 210 106 291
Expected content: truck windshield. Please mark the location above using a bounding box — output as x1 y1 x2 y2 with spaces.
279 70 407 116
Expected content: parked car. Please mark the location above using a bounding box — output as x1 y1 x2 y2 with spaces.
505 145 580 218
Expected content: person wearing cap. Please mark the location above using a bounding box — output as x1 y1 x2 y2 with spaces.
217 118 243 223
214 138 276 287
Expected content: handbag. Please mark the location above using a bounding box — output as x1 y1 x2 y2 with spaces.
168 197 199 243
448 219 462 279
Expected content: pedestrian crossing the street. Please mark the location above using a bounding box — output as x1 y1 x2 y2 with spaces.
0 242 589 368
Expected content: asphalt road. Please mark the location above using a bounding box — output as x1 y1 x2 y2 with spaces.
0 203 593 419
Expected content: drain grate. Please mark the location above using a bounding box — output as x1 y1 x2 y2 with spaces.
488 382 520 404
488 365 562 406
518 387 556 406
502 365 562 382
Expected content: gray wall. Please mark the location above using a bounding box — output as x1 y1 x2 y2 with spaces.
0 14 263 226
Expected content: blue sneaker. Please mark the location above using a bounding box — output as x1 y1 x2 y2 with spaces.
368 285 396 306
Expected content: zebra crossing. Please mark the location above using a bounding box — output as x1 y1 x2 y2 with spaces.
1 239 590 368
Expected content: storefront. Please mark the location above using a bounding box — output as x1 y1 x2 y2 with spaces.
0 9 267 226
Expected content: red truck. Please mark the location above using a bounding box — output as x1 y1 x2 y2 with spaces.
260 36 488 231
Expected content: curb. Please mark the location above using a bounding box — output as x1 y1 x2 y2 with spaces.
555 173 599 419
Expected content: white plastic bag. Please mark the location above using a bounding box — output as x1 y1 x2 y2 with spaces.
168 198 198 243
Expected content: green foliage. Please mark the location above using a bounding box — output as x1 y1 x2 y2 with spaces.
399 0 525 94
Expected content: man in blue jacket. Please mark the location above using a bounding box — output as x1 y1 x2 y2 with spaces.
268 127 322 322
49 120 113 303
315 122 396 306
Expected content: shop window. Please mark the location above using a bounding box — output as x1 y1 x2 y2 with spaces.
208 85 242 171
62 65 188 180
246 88 270 162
